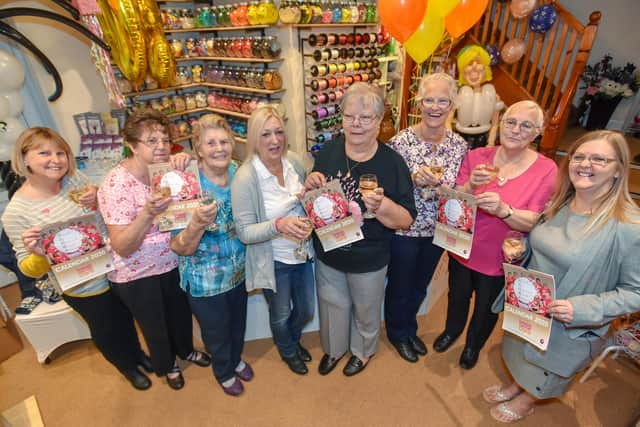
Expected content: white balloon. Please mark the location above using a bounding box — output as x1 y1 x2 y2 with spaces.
0 117 26 155
0 96 9 119
0 49 25 91
0 90 24 117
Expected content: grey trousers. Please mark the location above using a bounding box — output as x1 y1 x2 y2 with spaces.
315 258 387 360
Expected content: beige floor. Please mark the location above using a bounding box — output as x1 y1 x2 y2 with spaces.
1 282 639 427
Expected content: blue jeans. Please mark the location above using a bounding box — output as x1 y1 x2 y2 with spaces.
385 234 443 343
263 261 315 358
187 283 247 383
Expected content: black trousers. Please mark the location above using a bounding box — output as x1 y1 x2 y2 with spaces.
187 283 247 384
385 234 444 343
111 269 194 376
63 289 142 373
444 256 503 351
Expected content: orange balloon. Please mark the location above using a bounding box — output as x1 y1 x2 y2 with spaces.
379 0 428 43
445 0 489 39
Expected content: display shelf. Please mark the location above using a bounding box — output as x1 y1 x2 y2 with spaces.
165 25 269 34
166 107 208 118
203 83 285 95
292 23 379 28
176 57 283 64
123 84 199 97
207 107 251 119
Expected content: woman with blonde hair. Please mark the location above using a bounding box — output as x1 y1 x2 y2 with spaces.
170 114 250 396
484 130 640 423
2 127 152 390
231 106 315 376
434 100 557 369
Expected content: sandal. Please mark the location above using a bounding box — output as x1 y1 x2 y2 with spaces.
482 384 520 403
166 363 184 390
490 402 534 423
185 350 211 367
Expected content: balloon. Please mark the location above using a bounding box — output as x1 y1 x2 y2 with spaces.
501 39 526 64
0 117 26 152
0 97 9 119
0 49 25 91
509 0 536 19
485 44 500 66
445 0 489 40
379 0 427 43
404 8 445 64
430 0 461 17
529 4 557 33
0 91 24 117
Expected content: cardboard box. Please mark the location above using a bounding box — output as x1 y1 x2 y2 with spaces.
0 296 23 363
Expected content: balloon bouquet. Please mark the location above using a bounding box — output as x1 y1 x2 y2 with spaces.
0 48 26 161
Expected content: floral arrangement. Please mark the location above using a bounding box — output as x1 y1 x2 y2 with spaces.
505 274 552 317
42 223 102 264
580 54 638 100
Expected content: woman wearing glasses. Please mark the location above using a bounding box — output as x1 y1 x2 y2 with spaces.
305 83 416 376
484 130 640 423
384 73 468 363
433 100 557 369
98 110 211 390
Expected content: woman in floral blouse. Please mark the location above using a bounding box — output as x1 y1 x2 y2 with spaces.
385 73 468 363
98 109 211 390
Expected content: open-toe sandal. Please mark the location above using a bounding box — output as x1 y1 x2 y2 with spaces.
166 364 184 390
490 402 534 424
482 384 520 403
186 350 211 367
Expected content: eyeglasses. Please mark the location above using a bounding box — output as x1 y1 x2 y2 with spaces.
420 97 452 109
570 153 617 167
342 114 377 126
139 138 171 148
502 118 538 134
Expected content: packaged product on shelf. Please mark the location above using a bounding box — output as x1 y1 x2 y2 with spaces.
185 93 197 110
177 66 192 85
180 8 195 29
310 0 323 23
170 39 184 59
101 113 119 135
242 37 254 58
85 113 103 134
263 70 282 90
195 91 208 108
196 38 208 57
191 64 203 83
205 37 215 56
173 95 186 112
185 38 197 57
298 1 312 24
73 114 90 136
247 1 260 25
320 1 333 23
257 0 279 24
263 36 281 58
331 3 341 22
279 0 300 24
205 64 217 83
161 95 174 114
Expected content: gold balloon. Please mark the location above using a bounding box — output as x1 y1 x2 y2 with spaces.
148 33 176 88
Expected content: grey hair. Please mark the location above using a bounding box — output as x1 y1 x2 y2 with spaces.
417 72 457 104
503 100 546 130
340 82 385 117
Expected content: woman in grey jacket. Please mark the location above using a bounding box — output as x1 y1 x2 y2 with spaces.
231 106 315 375
485 130 640 423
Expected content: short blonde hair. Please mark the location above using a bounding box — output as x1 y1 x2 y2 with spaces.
416 72 457 104
246 106 286 159
192 114 235 162
12 127 76 177
457 45 492 86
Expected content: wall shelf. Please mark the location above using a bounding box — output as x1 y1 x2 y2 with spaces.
165 25 269 34
203 83 285 95
176 57 283 64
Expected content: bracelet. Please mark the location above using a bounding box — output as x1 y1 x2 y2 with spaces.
499 204 514 220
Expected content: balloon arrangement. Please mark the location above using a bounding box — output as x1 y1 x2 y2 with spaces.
96 0 177 91
0 48 26 161
380 0 557 66
0 4 110 101
379 0 490 64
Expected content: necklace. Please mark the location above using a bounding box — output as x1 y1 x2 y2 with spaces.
345 156 360 178
497 176 507 186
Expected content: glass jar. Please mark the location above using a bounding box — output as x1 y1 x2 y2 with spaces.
221 5 232 26
205 6 216 27
200 7 212 27
332 2 342 23
225 37 236 57
196 38 208 57
247 1 260 25
205 64 217 82
298 0 312 24
233 37 244 57
237 2 249 25
205 37 215 56
263 36 281 58
229 3 240 26
357 1 366 22
195 91 207 108
321 0 333 23
257 0 279 25
310 0 323 23
177 66 191 85
253 69 265 89
170 39 184 58
172 95 186 112
185 93 197 110
341 2 351 23
184 38 196 57
191 64 203 83
161 95 173 113
244 68 257 88
365 0 376 23
241 37 254 58
180 8 194 29
150 98 163 112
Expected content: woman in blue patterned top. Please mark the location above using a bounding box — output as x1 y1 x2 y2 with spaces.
170 114 248 397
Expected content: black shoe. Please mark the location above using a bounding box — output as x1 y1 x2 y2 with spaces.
391 340 418 363
408 336 428 356
166 363 185 390
433 332 459 353
297 343 312 362
459 347 479 370
282 355 308 375
123 368 151 391
185 350 212 367
318 354 342 376
138 353 153 373
343 355 369 377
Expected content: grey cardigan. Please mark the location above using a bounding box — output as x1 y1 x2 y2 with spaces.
231 152 308 292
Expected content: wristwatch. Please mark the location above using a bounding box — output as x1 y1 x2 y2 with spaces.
500 204 514 220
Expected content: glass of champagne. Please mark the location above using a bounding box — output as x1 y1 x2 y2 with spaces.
294 217 313 261
484 164 500 183
68 185 88 205
429 157 445 183
200 190 219 231
359 173 378 219
502 231 525 263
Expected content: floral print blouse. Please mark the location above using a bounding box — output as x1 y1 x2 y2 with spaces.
388 127 468 237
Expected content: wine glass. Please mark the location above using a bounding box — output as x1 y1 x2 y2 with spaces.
200 190 219 231
484 164 500 183
502 230 525 263
68 185 88 205
429 157 445 183
359 174 378 219
294 217 313 261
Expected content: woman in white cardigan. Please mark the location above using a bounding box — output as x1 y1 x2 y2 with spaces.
231 106 315 375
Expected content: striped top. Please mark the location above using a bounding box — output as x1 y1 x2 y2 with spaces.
1 173 109 297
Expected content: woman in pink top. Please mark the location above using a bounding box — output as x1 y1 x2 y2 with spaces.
433 101 557 369
98 110 211 390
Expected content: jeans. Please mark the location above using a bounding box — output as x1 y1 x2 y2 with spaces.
385 234 443 343
187 283 247 383
263 261 315 359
